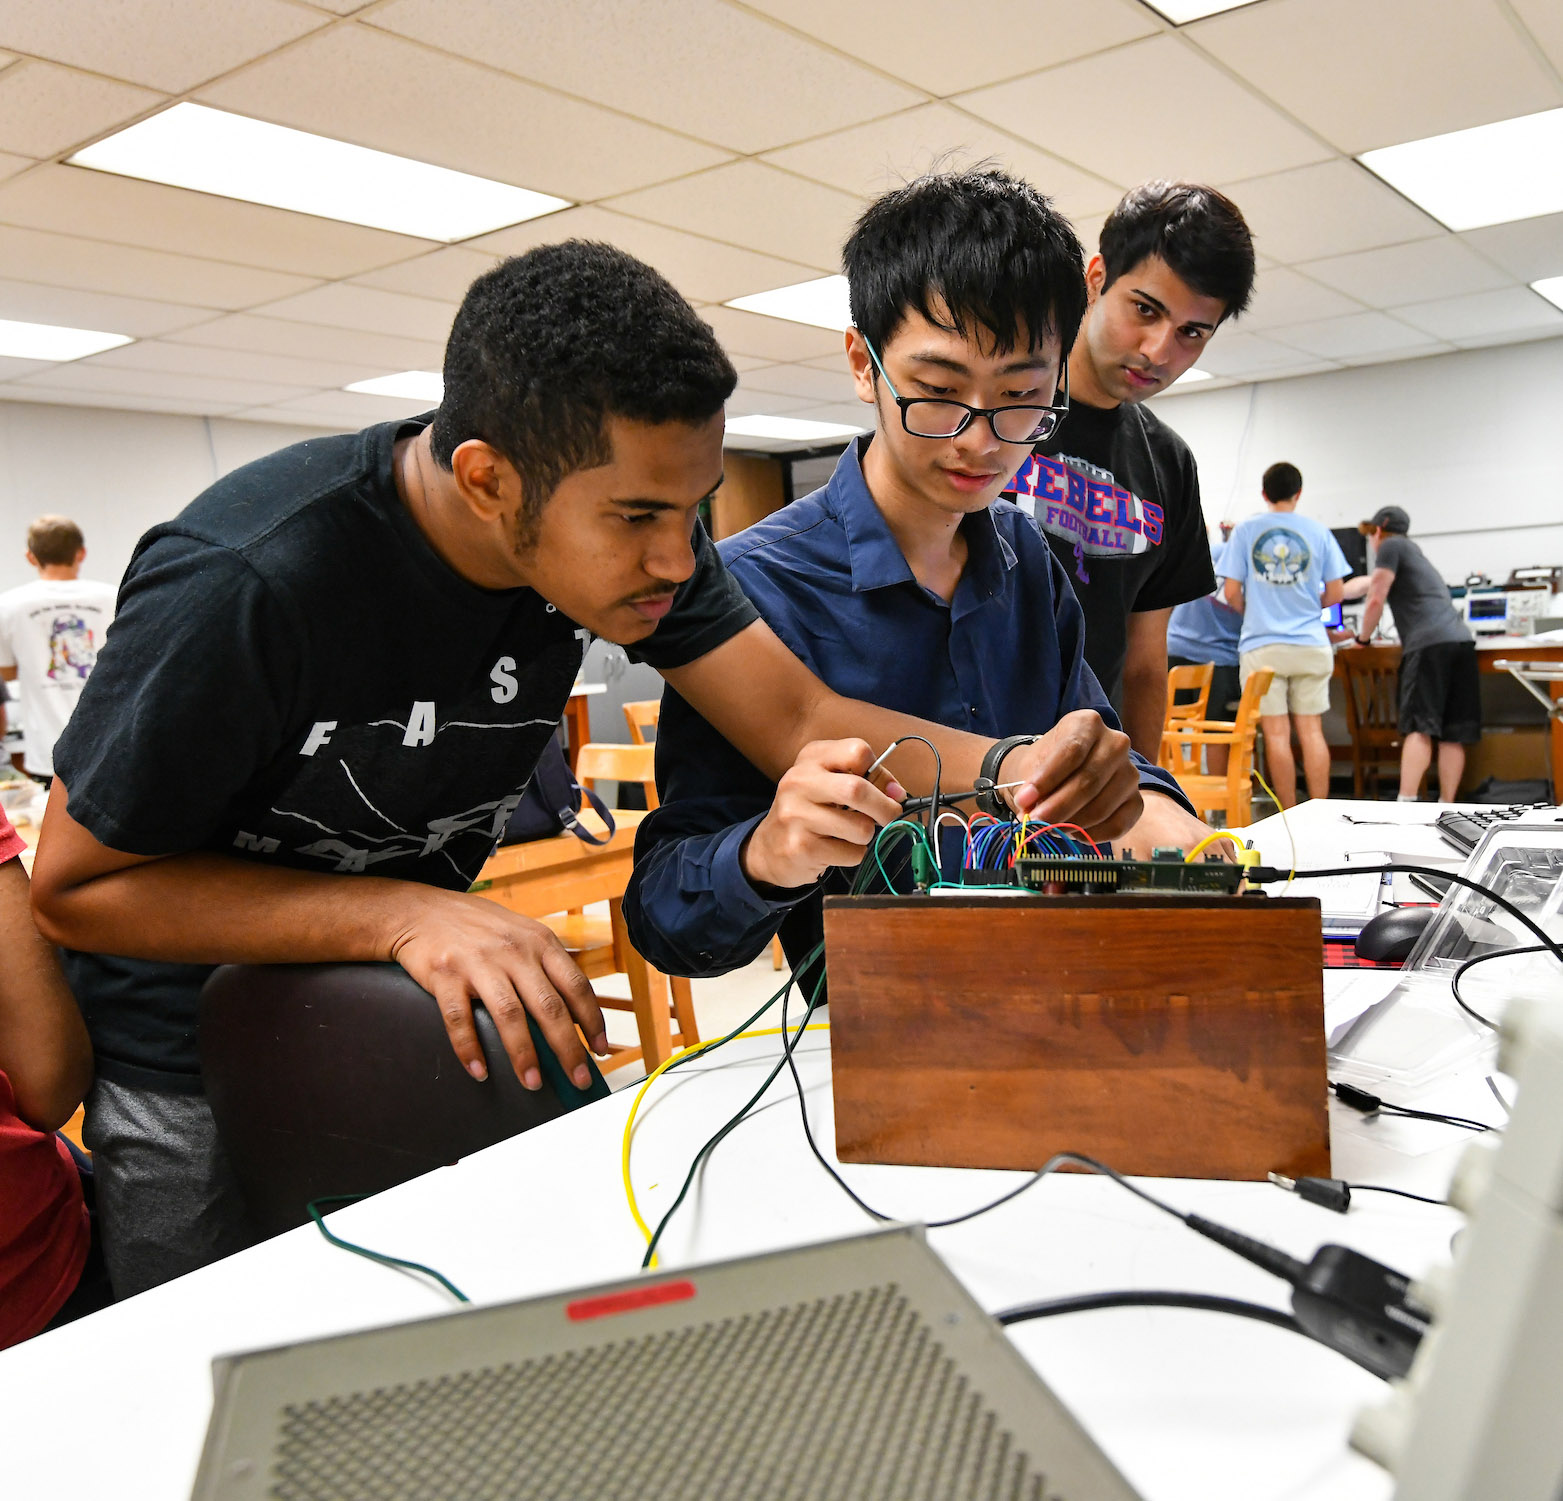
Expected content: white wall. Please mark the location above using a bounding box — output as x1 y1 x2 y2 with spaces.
1153 334 1563 585
0 401 339 595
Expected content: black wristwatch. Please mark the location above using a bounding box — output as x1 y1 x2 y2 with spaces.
1353 634 1372 646
976 734 1040 816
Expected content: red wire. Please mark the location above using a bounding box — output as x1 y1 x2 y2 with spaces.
1027 821 1104 856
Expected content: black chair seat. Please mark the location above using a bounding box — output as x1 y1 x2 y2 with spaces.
199 962 607 1239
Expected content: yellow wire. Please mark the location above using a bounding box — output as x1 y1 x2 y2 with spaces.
1249 765 1296 884
622 1023 829 1266
1184 829 1248 863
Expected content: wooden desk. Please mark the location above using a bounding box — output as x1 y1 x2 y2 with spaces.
473 809 674 1071
1333 639 1563 792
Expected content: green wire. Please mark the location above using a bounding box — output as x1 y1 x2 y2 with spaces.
308 1194 471 1304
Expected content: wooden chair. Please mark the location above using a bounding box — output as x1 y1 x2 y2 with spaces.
1160 667 1274 828
1337 648 1403 798
1159 662 1214 771
575 741 658 811
622 698 660 745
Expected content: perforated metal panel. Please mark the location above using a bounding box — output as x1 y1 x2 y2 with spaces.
194 1228 1140 1501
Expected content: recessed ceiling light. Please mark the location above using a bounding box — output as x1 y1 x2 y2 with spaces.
0 318 132 362
345 371 444 401
69 103 571 243
1358 108 1563 232
1172 368 1214 385
1532 276 1563 313
725 414 864 442
1142 0 1260 22
726 275 852 332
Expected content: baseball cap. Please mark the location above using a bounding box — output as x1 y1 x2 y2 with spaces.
1360 505 1409 535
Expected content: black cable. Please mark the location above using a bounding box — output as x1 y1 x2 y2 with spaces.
1251 862 1563 967
996 1290 1301 1336
1348 1183 1449 1208
1450 943 1556 1032
885 733 943 875
1330 1080 1493 1133
308 1195 470 1303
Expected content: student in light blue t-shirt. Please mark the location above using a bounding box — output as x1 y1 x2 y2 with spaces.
1219 463 1348 806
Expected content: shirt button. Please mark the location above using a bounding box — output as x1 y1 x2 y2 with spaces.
545 603 556 614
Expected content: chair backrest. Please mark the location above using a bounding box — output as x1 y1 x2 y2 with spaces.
1161 667 1274 825
199 963 607 1238
622 698 660 745
1222 667 1274 826
575 740 659 810
1164 662 1213 725
1338 653 1401 743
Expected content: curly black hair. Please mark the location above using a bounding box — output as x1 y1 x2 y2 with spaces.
1098 182 1256 320
843 167 1087 360
432 242 737 533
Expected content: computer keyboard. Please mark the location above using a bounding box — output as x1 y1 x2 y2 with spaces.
1435 805 1557 855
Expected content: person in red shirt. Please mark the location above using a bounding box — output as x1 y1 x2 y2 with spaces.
0 803 104 1347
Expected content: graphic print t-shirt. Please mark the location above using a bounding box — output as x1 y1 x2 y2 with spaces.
1219 511 1349 652
1004 398 1214 710
53 415 758 1088
0 577 116 776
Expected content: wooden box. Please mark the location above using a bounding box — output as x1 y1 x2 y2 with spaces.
823 894 1329 1181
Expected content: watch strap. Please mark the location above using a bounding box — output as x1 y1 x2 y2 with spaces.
977 734 1039 816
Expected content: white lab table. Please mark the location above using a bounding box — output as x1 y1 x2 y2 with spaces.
0 800 1522 1501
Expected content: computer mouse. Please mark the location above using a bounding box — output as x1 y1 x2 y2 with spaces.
1354 906 1437 963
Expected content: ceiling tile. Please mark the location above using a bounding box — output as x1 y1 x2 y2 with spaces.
1335 342 1455 369
1223 159 1443 262
1269 310 1439 359
351 246 500 302
369 0 922 154
738 0 1157 95
199 23 729 202
775 401 871 429
250 283 457 344
1450 326 1563 353
761 103 1121 220
253 389 435 424
0 1 326 93
14 361 314 409
1510 0 1563 74
0 164 434 279
0 223 319 309
603 162 863 272
1459 212 1563 283
1195 330 1323 377
740 363 857 403
1235 266 1363 330
1190 0 1563 154
725 388 818 417
0 59 163 158
472 206 820 306
226 403 349 430
0 150 30 182
0 276 211 336
0 383 250 416
0 354 55 381
1389 287 1563 342
1298 238 1514 308
82 337 376 390
701 305 847 363
955 35 1331 187
166 312 445 371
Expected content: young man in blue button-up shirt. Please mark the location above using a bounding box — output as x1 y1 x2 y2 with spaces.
625 169 1215 982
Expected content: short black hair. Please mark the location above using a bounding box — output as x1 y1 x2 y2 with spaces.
432 242 737 527
843 167 1087 361
1262 461 1302 502
1099 181 1256 320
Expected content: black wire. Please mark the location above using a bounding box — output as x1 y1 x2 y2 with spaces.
1331 1082 1492 1134
1272 863 1563 967
308 1194 470 1303
1346 1184 1449 1208
884 733 943 875
1450 942 1556 1032
995 1290 1301 1336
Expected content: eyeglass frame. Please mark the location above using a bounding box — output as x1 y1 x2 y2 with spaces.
860 333 1070 446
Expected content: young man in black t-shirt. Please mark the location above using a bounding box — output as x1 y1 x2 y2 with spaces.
1006 182 1256 759
29 244 1142 1297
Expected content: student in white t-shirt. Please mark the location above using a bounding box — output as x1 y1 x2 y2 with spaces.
0 517 116 783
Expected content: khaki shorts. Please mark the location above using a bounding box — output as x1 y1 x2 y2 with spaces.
1241 643 1335 717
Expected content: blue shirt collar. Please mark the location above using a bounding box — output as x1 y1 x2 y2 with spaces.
824 436 1017 602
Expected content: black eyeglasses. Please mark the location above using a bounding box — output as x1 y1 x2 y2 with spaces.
863 335 1069 445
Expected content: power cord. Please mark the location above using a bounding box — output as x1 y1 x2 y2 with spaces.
1330 1079 1493 1133
1450 942 1557 1032
997 1290 1300 1336
307 1194 470 1304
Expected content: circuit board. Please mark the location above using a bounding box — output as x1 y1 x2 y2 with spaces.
1012 855 1246 895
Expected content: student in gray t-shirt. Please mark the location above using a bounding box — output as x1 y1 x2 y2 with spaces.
1347 506 1478 802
